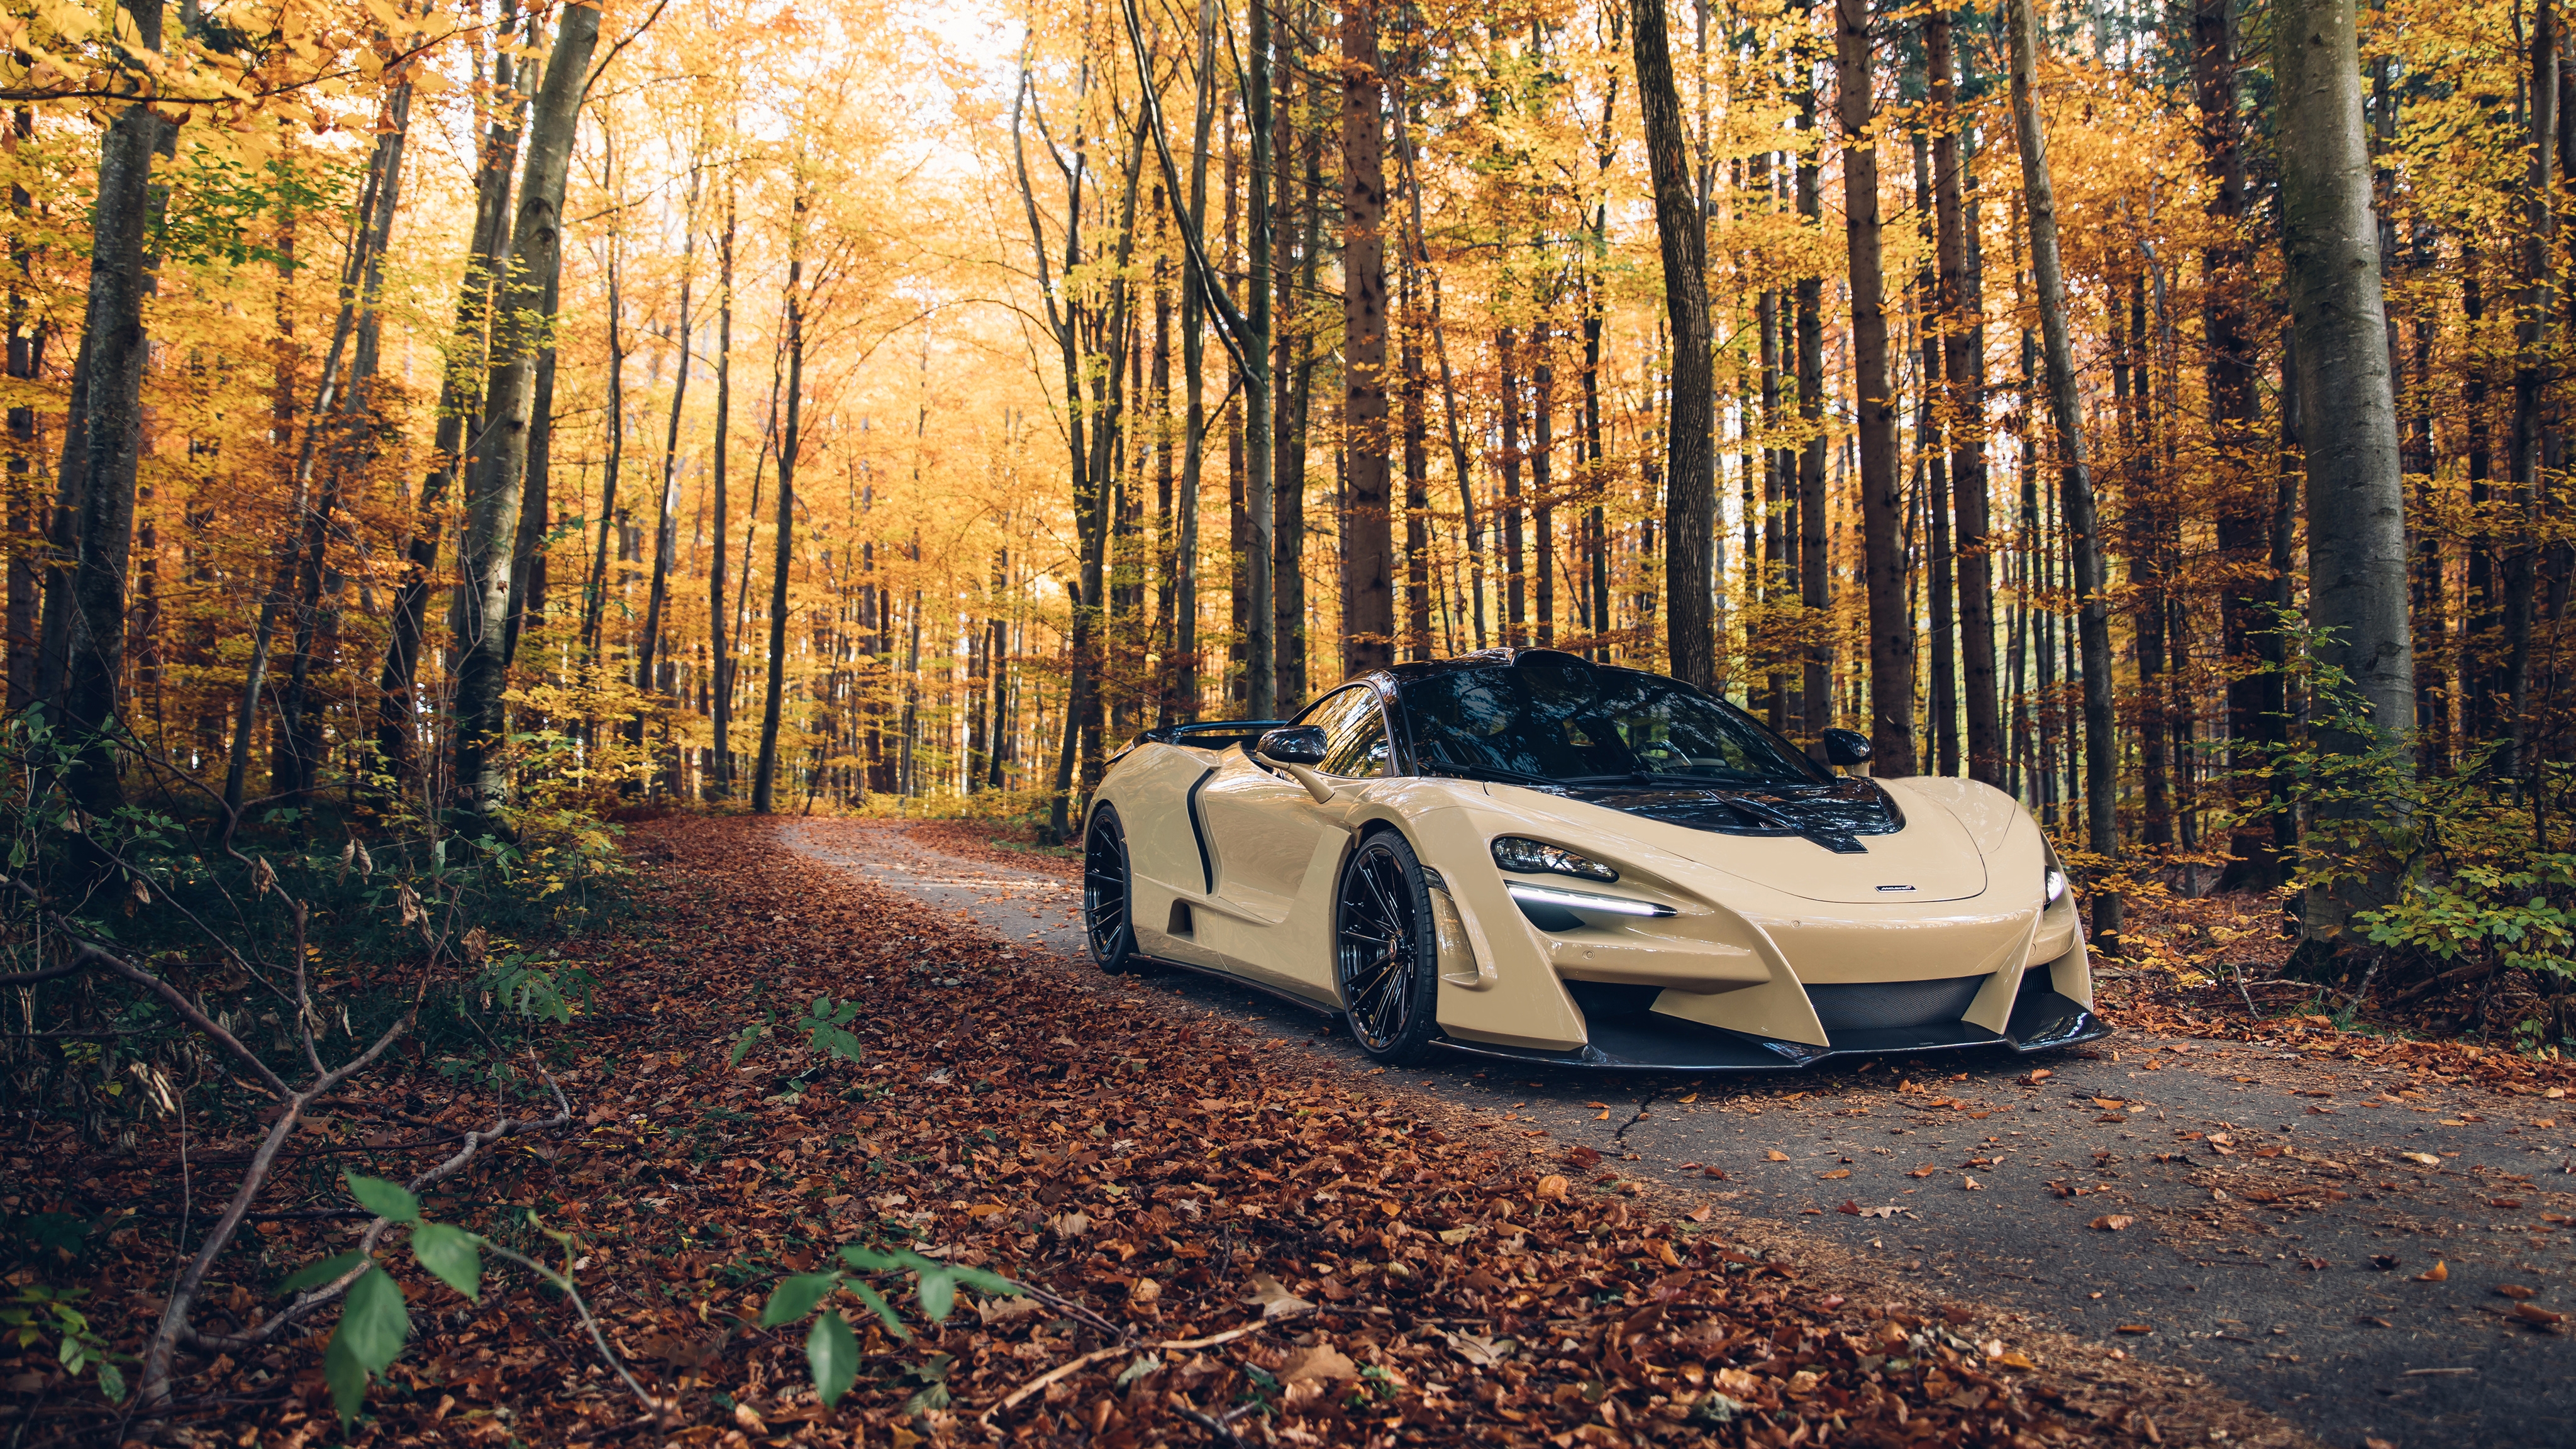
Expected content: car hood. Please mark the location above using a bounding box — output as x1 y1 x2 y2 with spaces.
1491 775 1994 904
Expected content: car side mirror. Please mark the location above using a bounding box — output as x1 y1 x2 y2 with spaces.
1254 725 1328 767
1254 725 1336 803
1821 728 1873 768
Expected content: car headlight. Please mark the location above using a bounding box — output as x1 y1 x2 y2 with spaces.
1491 836 1618 882
2045 867 2067 904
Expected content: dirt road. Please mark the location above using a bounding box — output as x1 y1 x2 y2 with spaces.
782 819 2575 1448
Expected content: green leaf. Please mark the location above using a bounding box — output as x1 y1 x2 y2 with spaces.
323 1329 369 1423
409 1223 482 1302
949 1265 1022 1297
759 1272 841 1328
916 1266 955 1324
345 1172 420 1225
335 1263 409 1374
728 1025 761 1068
276 1250 370 1296
847 1281 911 1340
93 1360 124 1404
806 1311 858 1407
837 1245 902 1273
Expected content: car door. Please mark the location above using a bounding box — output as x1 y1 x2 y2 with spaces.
1194 685 1386 999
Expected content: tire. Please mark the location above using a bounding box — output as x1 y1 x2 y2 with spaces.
1082 807 1138 975
1335 830 1441 1065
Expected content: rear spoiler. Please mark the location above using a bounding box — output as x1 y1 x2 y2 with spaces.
1109 718 1289 769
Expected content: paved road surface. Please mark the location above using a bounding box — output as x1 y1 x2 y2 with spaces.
780 821 2575 1449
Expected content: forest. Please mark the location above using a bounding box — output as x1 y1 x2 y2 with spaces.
2 0 2567 982
0 0 2572 1440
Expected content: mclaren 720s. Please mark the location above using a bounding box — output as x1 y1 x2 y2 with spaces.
1079 647 2106 1069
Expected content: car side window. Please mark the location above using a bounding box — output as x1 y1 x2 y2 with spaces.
1294 687 1385 778
1321 704 1388 779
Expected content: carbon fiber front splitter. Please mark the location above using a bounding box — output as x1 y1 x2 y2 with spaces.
1431 990 2109 1072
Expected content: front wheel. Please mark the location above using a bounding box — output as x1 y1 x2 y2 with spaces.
1335 831 1441 1065
1082 807 1137 974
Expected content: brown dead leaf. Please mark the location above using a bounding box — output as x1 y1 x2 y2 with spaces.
1242 1274 1314 1319
2513 1302 2566 1325
1818 1168 1851 1180
2416 1261 2449 1282
2116 1324 2154 1335
1765 1150 1791 1162
1907 1165 1938 1179
2089 1214 2135 1231
1282 1343 1358 1384
1535 1174 1569 1202
2497 1284 2538 1301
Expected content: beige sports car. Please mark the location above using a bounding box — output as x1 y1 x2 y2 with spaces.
1082 648 2104 1069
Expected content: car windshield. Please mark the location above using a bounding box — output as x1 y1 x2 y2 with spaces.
1397 657 1824 787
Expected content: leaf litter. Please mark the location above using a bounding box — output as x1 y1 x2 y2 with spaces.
2 819 2309 1445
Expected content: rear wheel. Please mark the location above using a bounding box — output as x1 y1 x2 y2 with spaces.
1082 808 1136 975
1335 831 1440 1065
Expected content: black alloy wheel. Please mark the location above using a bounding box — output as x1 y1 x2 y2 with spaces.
1082 807 1137 974
1334 830 1441 1064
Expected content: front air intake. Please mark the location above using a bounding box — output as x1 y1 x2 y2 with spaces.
1804 976 1985 1031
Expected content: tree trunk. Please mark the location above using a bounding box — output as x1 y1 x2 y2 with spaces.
374 24 526 790
1838 0 1913 773
453 0 601 823
1632 0 1716 687
2274 0 2417 940
5 106 40 714
1928 9 1998 784
53 0 170 817
1796 76 1829 735
752 204 806 816
708 187 736 796
1341 0 1394 677
2505 3 2555 778
2009 0 2119 947
636 164 704 747
1914 126 1956 776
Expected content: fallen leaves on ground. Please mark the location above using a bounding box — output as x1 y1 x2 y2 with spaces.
7 819 2188 1446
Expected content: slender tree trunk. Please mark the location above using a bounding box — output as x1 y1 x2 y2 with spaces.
1796 76 1829 735
1341 0 1394 675
709 187 736 796
1633 0 1716 687
5 106 40 714
453 0 601 823
1839 0 1913 772
636 164 704 749
582 230 626 660
1928 9 1998 784
1245 0 1277 715
2009 0 2119 946
2504 3 2556 778
1500 326 1526 643
752 204 806 815
1915 126 1957 776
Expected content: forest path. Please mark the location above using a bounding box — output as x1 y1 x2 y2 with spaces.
777 818 2576 1449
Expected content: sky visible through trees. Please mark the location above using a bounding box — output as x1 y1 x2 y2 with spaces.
1 0 2568 972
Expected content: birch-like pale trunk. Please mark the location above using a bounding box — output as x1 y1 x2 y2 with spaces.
374 13 526 790
2273 0 2416 939
453 1 601 823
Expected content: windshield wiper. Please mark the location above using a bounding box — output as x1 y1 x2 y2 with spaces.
1419 761 1565 789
